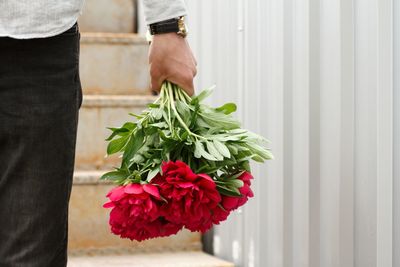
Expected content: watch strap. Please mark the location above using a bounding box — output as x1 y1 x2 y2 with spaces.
149 18 180 35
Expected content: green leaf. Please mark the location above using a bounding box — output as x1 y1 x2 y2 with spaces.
100 170 128 181
215 103 237 115
146 167 160 182
213 140 231 158
227 144 239 155
122 122 136 130
107 135 129 155
216 184 242 197
241 161 251 172
252 155 265 162
206 141 224 161
150 107 163 120
191 86 215 104
176 100 191 125
225 179 244 188
105 128 130 141
196 117 212 129
122 129 145 163
199 111 241 130
132 154 145 163
194 141 202 158
194 141 217 161
129 112 144 119
226 170 246 180
147 103 160 108
144 126 158 135
105 122 136 141
150 122 168 128
245 143 274 160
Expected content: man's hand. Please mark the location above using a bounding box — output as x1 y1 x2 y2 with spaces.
149 33 197 96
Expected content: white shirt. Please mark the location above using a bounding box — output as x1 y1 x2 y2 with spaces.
0 0 187 39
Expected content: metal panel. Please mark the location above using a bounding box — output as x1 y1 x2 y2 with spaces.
354 0 393 266
137 0 397 265
184 0 396 266
394 0 400 266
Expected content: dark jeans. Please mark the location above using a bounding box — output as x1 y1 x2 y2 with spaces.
0 23 82 267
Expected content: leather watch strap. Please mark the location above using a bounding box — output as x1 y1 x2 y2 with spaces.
149 18 179 35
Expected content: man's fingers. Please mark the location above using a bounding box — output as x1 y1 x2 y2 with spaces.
192 53 198 67
148 33 197 96
192 65 197 77
150 76 163 93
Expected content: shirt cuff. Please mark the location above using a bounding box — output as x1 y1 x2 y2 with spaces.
142 0 188 25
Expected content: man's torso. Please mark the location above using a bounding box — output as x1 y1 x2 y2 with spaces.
0 0 84 39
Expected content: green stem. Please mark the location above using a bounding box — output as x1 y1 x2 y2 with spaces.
171 83 207 140
160 83 173 133
177 88 191 104
180 89 192 103
167 82 192 134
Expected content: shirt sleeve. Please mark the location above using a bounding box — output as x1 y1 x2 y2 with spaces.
141 0 187 25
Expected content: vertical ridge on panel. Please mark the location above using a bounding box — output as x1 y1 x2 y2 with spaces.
242 0 262 266
259 0 285 266
283 0 294 266
226 0 245 265
319 0 341 266
308 0 321 266
394 0 400 264
211 0 225 107
339 0 355 266
199 0 215 89
292 0 310 266
212 0 243 263
354 0 378 265
376 0 393 266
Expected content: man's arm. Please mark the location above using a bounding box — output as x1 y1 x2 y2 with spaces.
142 0 197 96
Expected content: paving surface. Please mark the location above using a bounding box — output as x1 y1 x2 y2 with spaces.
67 251 234 267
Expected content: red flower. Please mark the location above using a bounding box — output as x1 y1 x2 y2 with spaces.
211 205 231 224
153 161 221 233
103 183 182 241
220 171 254 211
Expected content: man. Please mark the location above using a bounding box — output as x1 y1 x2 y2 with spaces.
0 1 197 266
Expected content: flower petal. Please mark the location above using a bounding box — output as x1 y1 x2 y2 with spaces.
124 184 144 194
108 186 126 201
143 184 161 199
240 172 254 182
222 196 240 211
103 201 115 208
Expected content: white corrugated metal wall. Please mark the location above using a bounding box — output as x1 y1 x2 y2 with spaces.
181 0 398 266
394 0 400 266
138 0 398 266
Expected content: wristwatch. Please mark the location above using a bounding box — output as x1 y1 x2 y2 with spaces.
147 16 188 42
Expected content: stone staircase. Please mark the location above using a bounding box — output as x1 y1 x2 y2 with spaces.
68 1 233 266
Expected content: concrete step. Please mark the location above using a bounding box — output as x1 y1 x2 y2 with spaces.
80 33 150 96
68 251 234 267
79 0 137 33
69 171 201 254
75 94 156 170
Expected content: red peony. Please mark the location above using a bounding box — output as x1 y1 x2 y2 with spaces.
103 164 255 240
153 161 222 233
211 205 231 225
220 171 254 211
103 183 182 241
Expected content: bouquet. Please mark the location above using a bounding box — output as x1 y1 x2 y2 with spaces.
101 81 273 241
